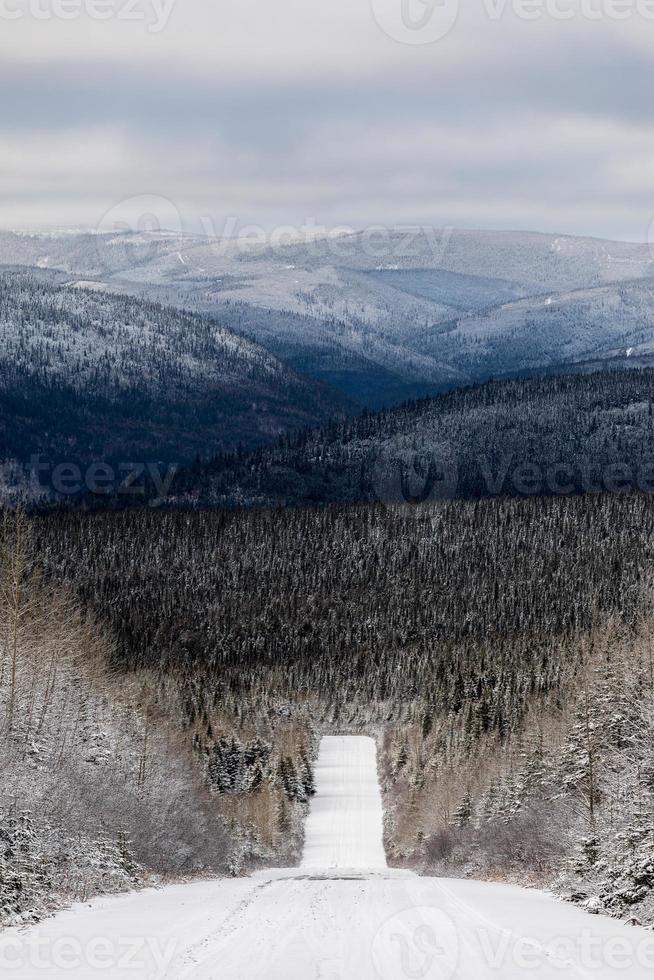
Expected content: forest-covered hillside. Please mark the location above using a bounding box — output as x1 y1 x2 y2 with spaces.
0 272 351 494
166 368 654 508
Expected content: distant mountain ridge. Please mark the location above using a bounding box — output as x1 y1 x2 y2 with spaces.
1 227 654 407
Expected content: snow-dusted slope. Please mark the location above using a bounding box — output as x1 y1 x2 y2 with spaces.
6 227 654 408
3 736 653 978
301 735 387 870
0 271 351 472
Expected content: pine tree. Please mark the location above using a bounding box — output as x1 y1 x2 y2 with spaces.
452 791 474 828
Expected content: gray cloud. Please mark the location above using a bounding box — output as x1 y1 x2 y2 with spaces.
2 9 654 240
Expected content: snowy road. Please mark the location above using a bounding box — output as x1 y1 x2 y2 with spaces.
301 735 387 870
3 736 653 979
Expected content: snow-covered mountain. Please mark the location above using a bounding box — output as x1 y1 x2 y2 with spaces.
0 271 351 483
2 227 653 407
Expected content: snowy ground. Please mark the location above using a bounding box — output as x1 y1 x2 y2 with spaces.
3 736 653 979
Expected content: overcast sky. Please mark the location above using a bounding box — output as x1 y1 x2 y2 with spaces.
2 0 654 241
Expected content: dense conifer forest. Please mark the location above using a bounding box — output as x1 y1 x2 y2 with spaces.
33 493 654 724
165 368 654 508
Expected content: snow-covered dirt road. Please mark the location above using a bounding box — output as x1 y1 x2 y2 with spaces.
301 735 387 870
3 735 653 979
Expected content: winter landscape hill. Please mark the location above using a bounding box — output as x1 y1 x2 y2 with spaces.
164 368 654 508
0 270 351 491
3 228 654 407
